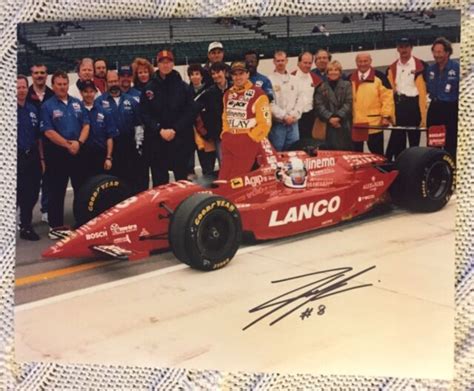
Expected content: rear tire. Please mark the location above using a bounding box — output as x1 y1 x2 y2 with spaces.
73 175 133 227
390 147 455 213
169 194 242 271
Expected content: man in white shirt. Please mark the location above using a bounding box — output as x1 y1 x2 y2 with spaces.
268 50 303 151
385 37 428 160
68 58 101 99
291 51 323 139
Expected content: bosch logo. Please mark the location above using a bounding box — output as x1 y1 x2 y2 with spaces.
269 196 341 227
85 231 108 240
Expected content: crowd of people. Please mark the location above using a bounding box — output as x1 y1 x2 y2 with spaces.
17 36 459 241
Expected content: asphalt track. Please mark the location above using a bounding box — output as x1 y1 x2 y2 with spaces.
15 134 430 305
15 189 405 306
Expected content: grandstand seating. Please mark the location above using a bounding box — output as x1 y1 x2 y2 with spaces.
17 10 460 74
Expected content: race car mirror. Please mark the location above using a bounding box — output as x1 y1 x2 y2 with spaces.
351 123 370 142
427 125 447 148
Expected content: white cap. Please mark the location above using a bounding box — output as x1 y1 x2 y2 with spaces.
208 41 224 53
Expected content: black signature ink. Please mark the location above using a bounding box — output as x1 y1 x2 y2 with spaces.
300 307 313 320
243 266 375 330
317 304 326 316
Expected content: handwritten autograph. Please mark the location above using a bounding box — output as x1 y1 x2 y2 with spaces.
243 266 376 331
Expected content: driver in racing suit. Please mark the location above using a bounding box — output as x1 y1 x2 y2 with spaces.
218 61 272 180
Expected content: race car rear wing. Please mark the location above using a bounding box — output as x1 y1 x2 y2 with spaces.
352 124 446 148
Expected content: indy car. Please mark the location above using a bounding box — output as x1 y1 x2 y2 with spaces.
43 138 455 271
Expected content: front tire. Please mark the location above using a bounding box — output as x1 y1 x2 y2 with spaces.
390 147 455 213
73 174 133 227
169 194 242 271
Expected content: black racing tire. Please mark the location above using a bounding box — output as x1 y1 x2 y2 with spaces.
73 174 133 227
288 138 329 155
169 193 242 271
390 147 455 213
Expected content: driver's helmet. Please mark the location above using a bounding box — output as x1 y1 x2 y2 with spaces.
282 157 307 189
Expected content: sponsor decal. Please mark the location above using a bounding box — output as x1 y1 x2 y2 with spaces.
358 194 376 202
85 230 108 241
263 106 271 123
363 177 384 191
342 154 383 166
429 71 435 80
110 223 138 236
101 100 110 109
305 157 336 170
72 102 81 111
245 175 264 187
229 119 252 128
227 110 247 119
87 181 121 212
309 168 336 177
269 195 341 227
52 109 63 119
261 138 275 156
212 258 231 270
113 235 131 244
228 100 247 109
448 69 456 77
235 203 251 208
123 100 131 107
244 90 255 98
230 177 244 189
139 228 150 237
308 179 334 188
174 181 187 188
86 217 100 226
255 80 263 87
115 196 138 209
194 200 235 226
96 112 105 122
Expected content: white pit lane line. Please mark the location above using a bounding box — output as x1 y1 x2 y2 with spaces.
14 242 275 313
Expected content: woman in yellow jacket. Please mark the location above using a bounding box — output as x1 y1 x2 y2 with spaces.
350 53 395 155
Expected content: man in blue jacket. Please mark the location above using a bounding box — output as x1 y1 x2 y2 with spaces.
40 70 90 239
426 36 460 162
244 49 274 102
17 75 44 240
96 70 146 192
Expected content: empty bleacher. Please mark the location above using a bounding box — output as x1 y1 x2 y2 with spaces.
17 10 460 74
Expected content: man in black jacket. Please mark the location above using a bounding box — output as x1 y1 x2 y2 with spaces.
139 50 195 186
194 62 231 164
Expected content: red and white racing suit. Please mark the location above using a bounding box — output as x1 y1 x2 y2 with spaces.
218 80 271 180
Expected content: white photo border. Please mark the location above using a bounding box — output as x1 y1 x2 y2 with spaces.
2 0 471 389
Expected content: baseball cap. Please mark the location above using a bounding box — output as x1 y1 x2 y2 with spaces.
230 61 248 74
157 50 175 62
208 41 224 53
118 65 133 76
396 37 413 46
77 79 97 91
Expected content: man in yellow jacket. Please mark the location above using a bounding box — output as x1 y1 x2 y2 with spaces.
218 61 272 180
385 37 428 161
350 53 395 155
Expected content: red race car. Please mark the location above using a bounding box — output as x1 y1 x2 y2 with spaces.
43 139 455 271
